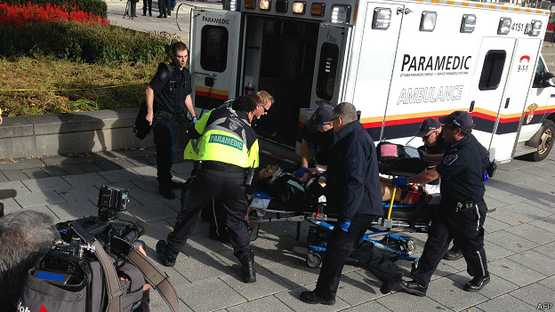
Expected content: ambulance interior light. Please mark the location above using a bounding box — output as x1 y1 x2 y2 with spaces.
529 20 542 36
460 14 476 33
372 7 391 30
310 3 325 16
419 11 437 32
498 17 511 35
331 5 351 23
292 1 305 14
259 0 271 10
244 0 256 9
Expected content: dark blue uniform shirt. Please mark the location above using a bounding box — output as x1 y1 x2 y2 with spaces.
437 134 490 208
149 63 192 115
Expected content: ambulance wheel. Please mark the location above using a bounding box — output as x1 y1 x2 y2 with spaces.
306 252 322 268
528 121 554 162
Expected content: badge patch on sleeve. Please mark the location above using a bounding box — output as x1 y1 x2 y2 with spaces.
443 154 459 166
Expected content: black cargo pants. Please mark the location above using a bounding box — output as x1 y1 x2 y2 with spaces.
412 200 488 286
166 166 252 260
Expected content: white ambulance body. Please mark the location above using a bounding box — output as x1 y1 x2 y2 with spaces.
187 0 555 163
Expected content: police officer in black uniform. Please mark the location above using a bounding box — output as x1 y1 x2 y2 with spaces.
399 111 491 296
145 41 197 199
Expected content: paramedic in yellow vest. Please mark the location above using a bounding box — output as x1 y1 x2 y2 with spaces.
156 96 260 283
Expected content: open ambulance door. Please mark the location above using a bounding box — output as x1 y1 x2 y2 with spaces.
470 37 515 156
190 9 242 111
310 23 352 108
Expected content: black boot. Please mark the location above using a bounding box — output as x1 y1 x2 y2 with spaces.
299 291 335 305
238 252 256 283
464 274 490 292
156 240 177 267
399 278 428 297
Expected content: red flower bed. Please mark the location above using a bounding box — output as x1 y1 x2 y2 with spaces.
0 2 109 26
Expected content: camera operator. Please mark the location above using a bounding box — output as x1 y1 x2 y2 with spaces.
0 210 58 311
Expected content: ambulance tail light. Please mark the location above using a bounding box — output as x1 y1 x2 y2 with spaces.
460 14 476 33
372 7 391 30
331 5 351 24
310 3 325 16
244 0 256 9
529 20 542 36
259 0 271 11
498 17 512 35
419 11 437 32
292 1 305 14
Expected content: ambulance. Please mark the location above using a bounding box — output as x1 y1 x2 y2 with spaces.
184 0 555 163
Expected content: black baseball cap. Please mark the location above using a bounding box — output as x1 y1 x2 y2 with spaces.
439 111 474 132
307 104 335 131
416 118 441 137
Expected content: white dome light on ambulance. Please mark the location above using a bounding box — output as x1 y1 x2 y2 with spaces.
419 11 437 32
372 7 392 30
460 14 476 33
331 5 351 23
259 0 271 11
528 20 543 36
497 17 512 35
292 1 305 14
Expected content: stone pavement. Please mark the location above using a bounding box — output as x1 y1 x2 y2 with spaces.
1 147 554 312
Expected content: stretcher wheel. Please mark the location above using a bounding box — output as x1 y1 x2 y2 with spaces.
306 252 322 268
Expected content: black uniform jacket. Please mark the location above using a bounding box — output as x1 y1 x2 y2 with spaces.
326 122 383 221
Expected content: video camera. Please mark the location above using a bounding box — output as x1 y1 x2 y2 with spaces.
36 185 143 288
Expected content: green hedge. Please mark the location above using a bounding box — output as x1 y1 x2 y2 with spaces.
0 22 175 64
2 0 107 17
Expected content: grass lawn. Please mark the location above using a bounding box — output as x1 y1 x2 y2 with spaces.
0 56 159 116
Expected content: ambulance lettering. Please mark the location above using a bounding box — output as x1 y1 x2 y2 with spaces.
202 15 230 25
401 54 472 72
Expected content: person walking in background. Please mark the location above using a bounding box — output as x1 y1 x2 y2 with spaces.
143 0 152 16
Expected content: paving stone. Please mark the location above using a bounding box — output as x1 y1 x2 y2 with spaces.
172 249 236 282
176 278 246 312
0 172 8 182
334 271 387 306
510 283 555 307
528 218 555 234
488 258 546 286
262 260 320 288
97 169 139 182
508 250 555 276
21 168 50 179
21 176 72 192
131 166 158 178
226 295 294 312
221 266 294 301
0 158 44 170
532 241 555 258
273 286 350 312
509 224 555 245
1 198 22 215
341 301 391 312
483 240 516 262
15 190 66 208
41 166 70 177
61 173 107 188
485 230 538 253
476 294 536 312
46 201 98 221
447 273 518 300
2 169 31 181
483 217 512 234
538 275 555 290
149 295 193 312
484 196 510 213
377 291 451 312
427 276 489 311
0 180 31 194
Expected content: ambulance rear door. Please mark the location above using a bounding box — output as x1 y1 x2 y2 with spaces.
310 23 352 107
190 9 242 110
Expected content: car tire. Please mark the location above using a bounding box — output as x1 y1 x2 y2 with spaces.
527 120 554 162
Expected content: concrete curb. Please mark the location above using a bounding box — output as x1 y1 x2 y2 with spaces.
0 108 154 159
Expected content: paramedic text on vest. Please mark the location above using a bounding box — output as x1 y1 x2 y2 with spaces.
400 111 491 297
155 96 260 284
145 41 197 200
